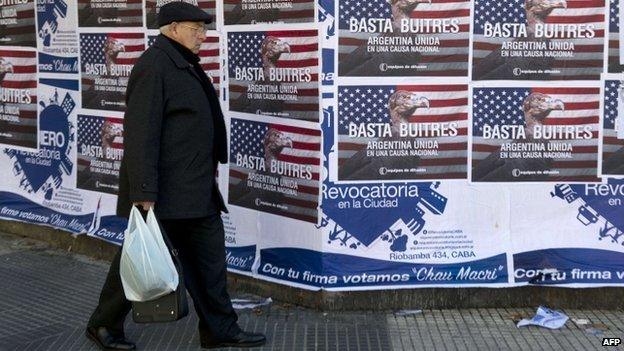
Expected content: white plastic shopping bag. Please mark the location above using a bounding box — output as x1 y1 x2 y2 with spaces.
120 206 179 301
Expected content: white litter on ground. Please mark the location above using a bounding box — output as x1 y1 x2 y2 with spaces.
231 297 273 309
517 306 569 330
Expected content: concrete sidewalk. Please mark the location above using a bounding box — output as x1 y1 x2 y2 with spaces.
0 231 622 351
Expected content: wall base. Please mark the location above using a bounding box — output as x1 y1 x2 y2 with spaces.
1 219 621 311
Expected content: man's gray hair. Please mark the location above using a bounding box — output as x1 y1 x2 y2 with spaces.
159 24 171 34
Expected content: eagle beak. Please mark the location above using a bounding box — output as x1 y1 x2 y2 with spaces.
286 137 293 148
386 0 430 5
548 0 567 9
550 99 565 111
414 95 430 109
283 42 291 53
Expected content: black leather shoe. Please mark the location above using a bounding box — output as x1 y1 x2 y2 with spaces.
86 327 136 350
201 331 266 349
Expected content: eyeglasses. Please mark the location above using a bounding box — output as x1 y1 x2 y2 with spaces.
178 23 208 35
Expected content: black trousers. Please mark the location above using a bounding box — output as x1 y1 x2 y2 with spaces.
87 214 240 340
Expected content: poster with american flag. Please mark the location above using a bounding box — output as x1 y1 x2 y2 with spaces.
0 49 37 149
224 0 315 25
601 78 624 176
77 0 142 27
337 84 468 181
0 0 36 47
147 33 221 96
146 0 216 30
472 0 605 80
227 29 320 122
77 114 123 194
79 32 145 112
471 85 601 183
337 0 470 77
228 118 321 223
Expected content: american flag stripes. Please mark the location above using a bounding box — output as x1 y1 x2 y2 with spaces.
227 30 319 122
200 36 221 93
80 33 144 67
228 118 321 223
471 87 600 182
0 0 37 47
77 0 143 27
0 50 37 149
608 0 624 72
602 79 624 175
0 0 36 47
80 32 145 111
337 84 468 180
472 0 606 80
338 0 471 76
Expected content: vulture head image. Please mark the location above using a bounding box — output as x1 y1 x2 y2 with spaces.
388 0 431 14
525 0 567 31
0 58 14 84
263 128 293 164
104 37 125 69
261 37 291 66
522 92 565 125
388 0 431 27
101 120 122 149
388 90 430 126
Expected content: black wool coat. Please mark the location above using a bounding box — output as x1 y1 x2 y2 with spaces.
116 35 228 219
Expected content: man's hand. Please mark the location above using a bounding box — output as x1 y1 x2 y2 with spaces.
133 202 155 211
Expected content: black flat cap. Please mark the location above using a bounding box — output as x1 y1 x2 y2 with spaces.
158 1 213 27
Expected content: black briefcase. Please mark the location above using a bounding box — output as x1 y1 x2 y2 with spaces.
131 216 189 323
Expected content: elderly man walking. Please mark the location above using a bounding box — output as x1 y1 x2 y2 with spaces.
85 2 266 349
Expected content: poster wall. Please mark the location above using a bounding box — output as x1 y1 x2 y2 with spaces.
76 114 123 194
601 76 624 176
0 0 36 47
336 84 468 181
145 0 216 30
79 32 144 112
0 78 125 243
37 0 80 74
609 0 624 73
227 28 320 122
309 182 510 289
471 84 601 183
224 0 315 25
228 117 321 223
337 0 471 77
0 49 38 149
0 0 622 291
77 0 143 27
472 0 605 80
512 181 624 286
